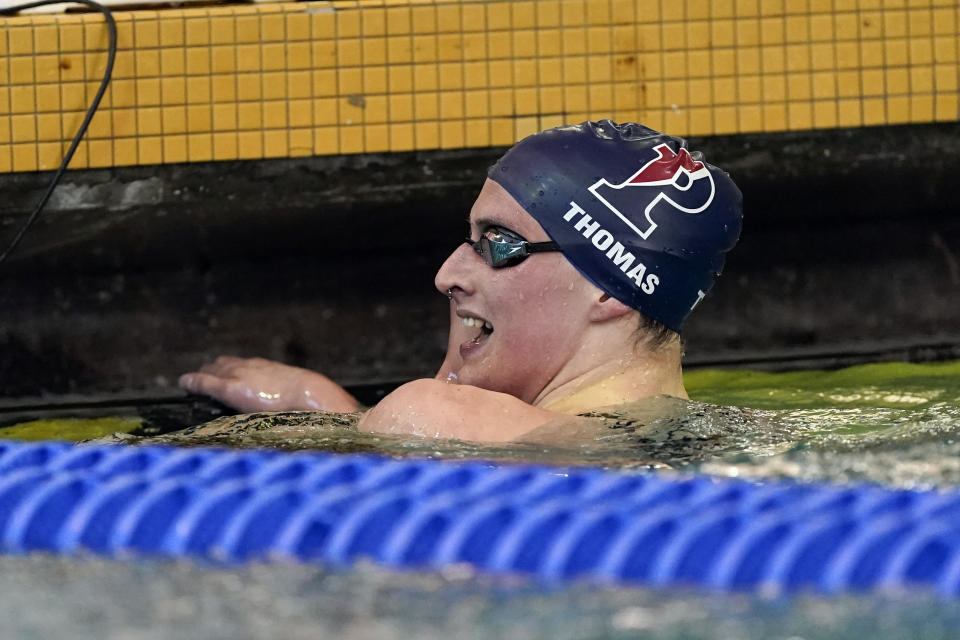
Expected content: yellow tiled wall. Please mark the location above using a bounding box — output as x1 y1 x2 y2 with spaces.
1 0 958 173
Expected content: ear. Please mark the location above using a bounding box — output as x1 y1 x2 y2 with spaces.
587 292 634 323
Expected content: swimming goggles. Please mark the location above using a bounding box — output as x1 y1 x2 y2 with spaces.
465 226 561 268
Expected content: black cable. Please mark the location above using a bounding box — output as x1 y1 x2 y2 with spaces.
0 0 116 265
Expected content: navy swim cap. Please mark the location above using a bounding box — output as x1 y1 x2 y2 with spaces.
488 120 742 333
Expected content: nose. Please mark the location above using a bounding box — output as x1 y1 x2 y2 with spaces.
435 241 481 297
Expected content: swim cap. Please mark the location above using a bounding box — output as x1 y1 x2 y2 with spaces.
488 120 742 333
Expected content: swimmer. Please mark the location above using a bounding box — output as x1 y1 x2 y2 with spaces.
179 121 742 443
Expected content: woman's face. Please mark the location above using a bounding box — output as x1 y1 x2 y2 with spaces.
434 179 598 404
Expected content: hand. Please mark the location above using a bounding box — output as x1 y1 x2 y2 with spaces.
179 356 360 413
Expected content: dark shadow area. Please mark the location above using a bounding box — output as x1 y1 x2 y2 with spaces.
1 122 958 418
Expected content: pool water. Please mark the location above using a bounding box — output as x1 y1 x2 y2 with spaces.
3 360 960 639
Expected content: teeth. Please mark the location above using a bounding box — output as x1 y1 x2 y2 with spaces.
460 317 494 331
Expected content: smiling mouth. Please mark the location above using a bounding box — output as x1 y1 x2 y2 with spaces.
460 316 494 343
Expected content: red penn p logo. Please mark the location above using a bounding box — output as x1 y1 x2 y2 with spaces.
588 143 716 240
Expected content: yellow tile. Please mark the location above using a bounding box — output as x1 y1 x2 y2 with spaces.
488 31 512 59
463 61 488 89
761 45 785 73
884 67 908 94
410 6 437 34
313 69 337 97
58 21 83 53
463 33 487 61
462 3 486 32
112 108 137 137
161 135 187 164
787 102 812 129
361 7 386 37
32 25 58 55
309 125 336 155
907 65 932 93
862 97 886 125
737 47 761 74
490 88 514 116
282 41 310 71
559 29 586 58
885 95 910 123
687 51 710 77
436 34 462 63
261 43 285 72
590 82 613 111
662 107 689 136
661 22 686 48
364 66 388 93
87 108 112 138
312 41 337 68
783 15 809 44
835 42 859 69
463 119 489 147
512 29 537 58
138 136 162 165
0 89 7 118
713 105 738 133
159 78 185 105
262 130 288 158
312 11 335 39
9 58 34 85
387 123 414 151
808 43 835 71
711 19 735 47
763 75 786 101
785 44 810 72
439 63 464 90
436 4 460 33
686 79 711 106
86 139 113 168
412 35 438 63
159 17 184 47
288 128 311 157
11 115 35 143
643 80 664 109
414 120 439 149
836 70 860 97
238 103 262 130
414 65 439 93
260 13 285 41
833 13 857 41
934 37 958 64
638 24 660 50
386 6 412 35
36 85 60 113
514 87 538 114
861 69 885 95
883 11 907 38
808 14 833 42
687 108 713 136
213 132 238 160
712 77 736 103
560 0 584 26
313 98 338 125
135 107 160 136
237 131 262 159
187 105 212 132
811 71 836 99
365 95 388 123
186 48 211 75
9 27 34 55
186 133 212 162
284 12 308 40
440 92 465 119
812 100 837 128
160 49 185 76
936 65 958 91
234 44 260 73
388 93 413 121
110 51 135 80
762 103 787 131
339 124 363 153
638 108 664 133
287 70 312 99
339 68 362 94
362 37 387 66
134 18 159 48
10 86 35 114
487 117 512 145
364 124 389 153
541 57 564 85
486 2 511 30
162 106 186 134
788 73 812 100
185 18 210 46
387 36 413 64
711 49 735 77
837 98 863 127
134 78 159 106
587 54 614 84
910 94 933 121
910 38 934 65
936 92 958 120
341 97 364 125
437 120 463 149
12 143 38 172
931 8 956 36
85 53 112 83
111 138 136 166
210 75 236 103
557 56 584 84
737 19 760 46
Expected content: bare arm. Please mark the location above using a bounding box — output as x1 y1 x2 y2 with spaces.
358 378 559 443
179 356 360 413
